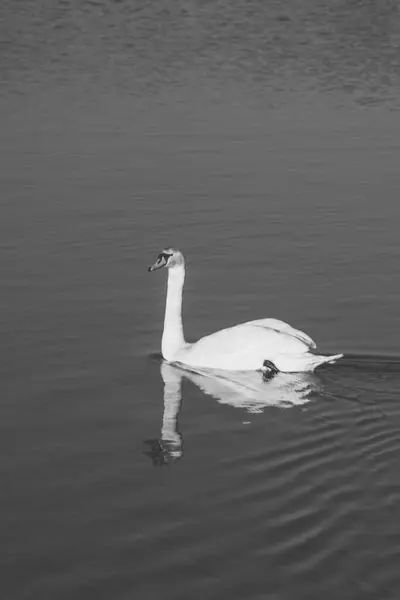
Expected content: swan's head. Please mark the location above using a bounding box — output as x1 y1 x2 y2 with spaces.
148 248 184 272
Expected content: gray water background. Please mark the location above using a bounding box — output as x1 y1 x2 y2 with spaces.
2 1 400 599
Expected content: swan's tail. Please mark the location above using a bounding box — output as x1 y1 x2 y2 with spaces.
307 353 344 371
275 353 344 373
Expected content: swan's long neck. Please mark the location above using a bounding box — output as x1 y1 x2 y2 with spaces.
162 265 186 361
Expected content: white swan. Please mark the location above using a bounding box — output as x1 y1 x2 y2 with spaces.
148 248 343 373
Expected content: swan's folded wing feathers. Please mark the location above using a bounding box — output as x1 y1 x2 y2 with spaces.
245 318 317 349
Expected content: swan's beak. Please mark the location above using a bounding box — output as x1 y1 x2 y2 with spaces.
148 256 167 272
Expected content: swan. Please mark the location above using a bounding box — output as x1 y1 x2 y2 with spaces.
148 248 343 373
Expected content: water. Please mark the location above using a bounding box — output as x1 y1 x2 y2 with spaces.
2 1 400 598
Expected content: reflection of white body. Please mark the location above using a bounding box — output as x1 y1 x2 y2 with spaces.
161 362 315 417
149 249 343 373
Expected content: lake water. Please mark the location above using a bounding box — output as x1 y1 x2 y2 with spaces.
2 1 400 598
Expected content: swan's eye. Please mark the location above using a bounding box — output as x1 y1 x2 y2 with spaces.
158 252 172 264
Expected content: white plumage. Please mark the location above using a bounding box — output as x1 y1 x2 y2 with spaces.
148 248 343 373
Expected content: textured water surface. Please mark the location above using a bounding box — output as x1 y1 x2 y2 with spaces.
2 1 400 599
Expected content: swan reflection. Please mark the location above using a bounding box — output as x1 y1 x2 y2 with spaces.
144 361 318 465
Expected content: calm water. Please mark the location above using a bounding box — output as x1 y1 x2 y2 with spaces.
2 1 400 598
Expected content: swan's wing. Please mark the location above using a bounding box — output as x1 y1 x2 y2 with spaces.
175 323 311 371
244 318 317 349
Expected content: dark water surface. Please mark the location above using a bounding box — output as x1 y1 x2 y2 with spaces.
2 1 400 599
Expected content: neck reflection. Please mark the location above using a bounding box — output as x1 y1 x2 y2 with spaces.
143 362 183 466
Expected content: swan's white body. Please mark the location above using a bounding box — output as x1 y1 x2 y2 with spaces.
150 249 342 373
